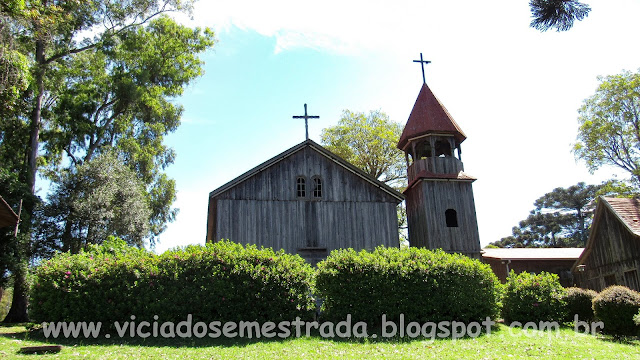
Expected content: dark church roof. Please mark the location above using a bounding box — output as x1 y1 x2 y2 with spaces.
209 139 405 202
0 195 19 229
397 83 467 150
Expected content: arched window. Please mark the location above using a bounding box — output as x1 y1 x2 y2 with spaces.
312 177 322 198
445 209 458 227
296 176 306 198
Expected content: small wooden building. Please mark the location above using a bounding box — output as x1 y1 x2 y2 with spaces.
397 82 481 258
482 248 583 287
206 139 404 264
573 197 640 291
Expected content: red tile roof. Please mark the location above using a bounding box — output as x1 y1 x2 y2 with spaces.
482 248 584 260
603 197 640 236
397 83 467 150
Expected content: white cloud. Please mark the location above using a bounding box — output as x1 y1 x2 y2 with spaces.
185 1 528 55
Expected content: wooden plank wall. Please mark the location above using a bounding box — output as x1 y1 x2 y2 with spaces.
578 208 640 291
408 157 463 183
406 179 481 258
211 146 401 262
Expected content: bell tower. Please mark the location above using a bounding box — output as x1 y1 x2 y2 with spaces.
398 58 481 258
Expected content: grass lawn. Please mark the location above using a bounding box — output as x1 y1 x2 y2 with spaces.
1 323 639 359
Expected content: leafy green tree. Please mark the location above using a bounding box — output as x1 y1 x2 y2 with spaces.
0 0 214 322
43 15 214 239
574 69 640 187
529 0 591 32
320 110 407 241
490 182 608 248
493 213 575 248
321 110 405 187
38 151 151 254
0 168 39 323
534 181 605 244
0 3 30 115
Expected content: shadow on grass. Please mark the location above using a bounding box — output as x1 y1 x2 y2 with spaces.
6 321 635 349
0 322 506 349
596 333 640 345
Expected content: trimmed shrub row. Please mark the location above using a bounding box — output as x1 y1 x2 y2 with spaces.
33 239 640 338
315 247 501 326
501 271 640 337
563 287 597 323
501 271 566 324
31 242 502 328
594 285 640 336
30 238 316 324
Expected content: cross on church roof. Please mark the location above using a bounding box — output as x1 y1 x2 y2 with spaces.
413 53 431 84
292 103 320 140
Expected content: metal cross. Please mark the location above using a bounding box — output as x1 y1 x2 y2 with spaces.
292 103 319 140
413 53 431 84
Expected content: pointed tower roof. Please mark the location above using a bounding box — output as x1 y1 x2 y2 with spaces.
397 83 467 150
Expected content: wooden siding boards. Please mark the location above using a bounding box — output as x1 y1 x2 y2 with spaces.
405 178 481 258
573 197 640 291
207 140 404 264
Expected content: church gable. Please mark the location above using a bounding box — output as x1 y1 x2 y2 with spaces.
210 140 403 204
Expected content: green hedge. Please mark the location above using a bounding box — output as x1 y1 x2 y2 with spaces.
30 239 316 324
315 247 500 326
501 271 565 324
562 287 598 323
593 285 640 336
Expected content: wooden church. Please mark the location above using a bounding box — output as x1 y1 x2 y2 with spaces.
207 56 482 262
206 135 405 264
397 64 482 259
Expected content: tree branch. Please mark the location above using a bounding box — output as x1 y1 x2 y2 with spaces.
44 3 177 65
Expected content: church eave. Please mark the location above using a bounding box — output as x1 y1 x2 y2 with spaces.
404 171 476 193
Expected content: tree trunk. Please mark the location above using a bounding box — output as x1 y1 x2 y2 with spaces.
61 218 73 252
2 262 29 323
27 39 45 195
5 37 46 324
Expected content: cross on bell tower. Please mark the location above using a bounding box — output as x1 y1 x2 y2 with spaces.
293 104 320 140
413 53 431 84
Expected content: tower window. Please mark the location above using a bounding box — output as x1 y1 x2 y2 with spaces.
435 139 452 157
313 177 322 198
296 176 306 198
445 209 458 227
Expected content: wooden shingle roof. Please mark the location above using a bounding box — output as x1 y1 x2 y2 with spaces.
603 197 640 236
397 83 467 150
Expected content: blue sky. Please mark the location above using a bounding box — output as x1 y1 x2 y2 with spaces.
153 0 640 253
